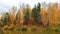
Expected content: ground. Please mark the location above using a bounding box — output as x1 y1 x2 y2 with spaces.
0 25 60 34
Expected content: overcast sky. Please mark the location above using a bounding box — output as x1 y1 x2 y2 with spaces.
0 0 60 13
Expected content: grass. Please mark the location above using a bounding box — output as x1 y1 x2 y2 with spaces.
2 29 60 34
1 26 60 34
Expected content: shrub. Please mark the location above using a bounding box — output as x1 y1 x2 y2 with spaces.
21 26 27 31
31 26 37 32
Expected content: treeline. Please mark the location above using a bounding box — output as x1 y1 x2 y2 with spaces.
0 3 60 29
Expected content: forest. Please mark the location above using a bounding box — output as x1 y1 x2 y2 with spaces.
0 3 60 34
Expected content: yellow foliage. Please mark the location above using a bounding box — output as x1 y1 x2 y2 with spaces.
40 8 48 24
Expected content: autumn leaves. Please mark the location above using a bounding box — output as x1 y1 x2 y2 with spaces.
0 3 60 30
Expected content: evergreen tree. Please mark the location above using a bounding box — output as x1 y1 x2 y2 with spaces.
23 8 30 25
2 12 10 26
32 3 41 25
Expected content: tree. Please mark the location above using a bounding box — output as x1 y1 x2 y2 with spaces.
32 3 41 25
40 8 49 29
2 12 10 26
23 7 30 25
23 4 32 26
9 7 16 27
47 3 59 29
15 9 22 27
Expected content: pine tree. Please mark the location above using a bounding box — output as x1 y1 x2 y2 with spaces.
2 12 10 26
32 3 41 25
23 8 30 25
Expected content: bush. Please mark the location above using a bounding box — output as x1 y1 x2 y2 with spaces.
21 26 27 31
55 29 59 32
31 26 37 32
21 27 27 31
32 28 36 32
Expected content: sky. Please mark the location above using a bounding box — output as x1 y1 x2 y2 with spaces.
0 0 60 14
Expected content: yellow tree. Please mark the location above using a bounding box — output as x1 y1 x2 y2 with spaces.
40 8 49 30
53 7 60 29
47 3 58 29
1 12 6 21
1 12 6 26
15 9 22 27
9 7 16 27
21 6 27 26
40 8 48 25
